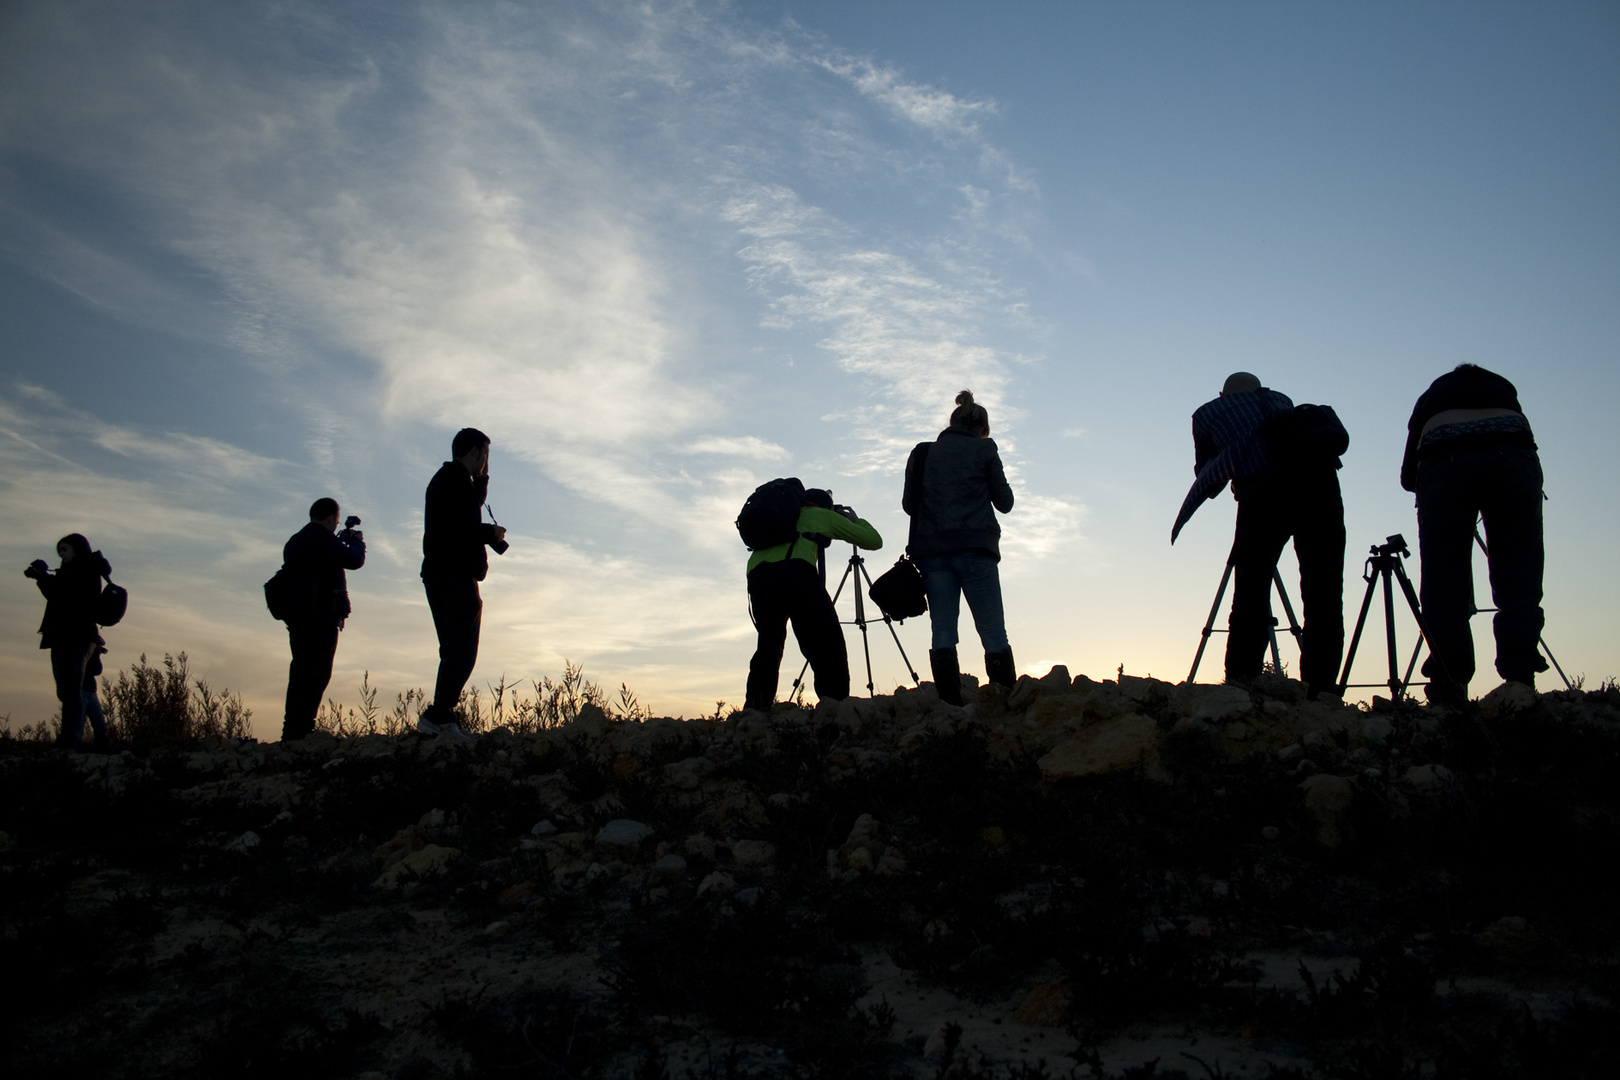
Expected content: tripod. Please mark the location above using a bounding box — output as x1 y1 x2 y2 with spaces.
793 543 921 699
1188 549 1303 683
1381 525 1571 693
1336 533 1443 699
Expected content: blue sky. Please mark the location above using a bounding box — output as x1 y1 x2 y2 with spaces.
2 1 1615 729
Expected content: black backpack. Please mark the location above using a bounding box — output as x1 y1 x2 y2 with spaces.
263 565 305 623
736 477 807 551
1262 403 1349 466
96 574 128 627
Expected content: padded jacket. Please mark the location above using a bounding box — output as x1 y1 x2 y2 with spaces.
903 426 1015 561
34 551 110 650
284 522 366 626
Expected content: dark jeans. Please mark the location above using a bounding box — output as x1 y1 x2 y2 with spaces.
1226 471 1346 694
283 620 340 740
425 578 483 722
1416 445 1544 690
745 558 849 710
51 642 98 746
918 552 1009 652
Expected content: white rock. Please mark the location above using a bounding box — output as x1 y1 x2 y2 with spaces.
530 819 558 836
731 839 776 869
1038 714 1166 782
595 819 654 853
696 871 736 897
1299 774 1356 849
224 830 261 854
1402 763 1455 791
1362 715 1393 746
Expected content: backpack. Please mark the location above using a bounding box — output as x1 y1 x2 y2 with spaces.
868 555 927 622
1262 403 1349 466
96 575 128 627
264 565 299 623
736 477 807 551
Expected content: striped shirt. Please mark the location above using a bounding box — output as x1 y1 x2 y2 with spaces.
1171 388 1294 543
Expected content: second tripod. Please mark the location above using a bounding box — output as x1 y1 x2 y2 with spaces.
794 544 921 699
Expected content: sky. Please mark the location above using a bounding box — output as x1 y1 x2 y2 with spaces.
2 0 1616 733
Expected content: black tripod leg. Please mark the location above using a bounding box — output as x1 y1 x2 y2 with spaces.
1392 559 1450 692
1273 569 1303 644
1338 569 1380 696
851 556 875 696
1381 564 1403 698
1540 638 1572 689
1189 559 1236 683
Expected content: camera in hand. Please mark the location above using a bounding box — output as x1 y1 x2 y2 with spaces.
834 503 859 522
340 515 363 541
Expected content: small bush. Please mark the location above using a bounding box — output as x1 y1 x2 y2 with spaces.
100 652 251 745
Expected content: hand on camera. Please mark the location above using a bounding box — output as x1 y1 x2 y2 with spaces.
23 559 48 579
836 505 859 522
491 526 507 543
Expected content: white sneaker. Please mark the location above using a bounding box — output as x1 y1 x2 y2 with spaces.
416 715 445 737
440 722 476 743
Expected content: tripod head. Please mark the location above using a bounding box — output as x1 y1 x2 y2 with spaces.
1362 533 1412 581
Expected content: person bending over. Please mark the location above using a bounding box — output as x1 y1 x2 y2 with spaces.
419 427 507 740
24 533 112 750
903 390 1017 705
1172 373 1346 698
744 489 881 711
279 497 366 741
1402 363 1544 704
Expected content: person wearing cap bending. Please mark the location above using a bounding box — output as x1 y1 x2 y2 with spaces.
1402 364 1545 704
1173 372 1347 698
743 489 882 711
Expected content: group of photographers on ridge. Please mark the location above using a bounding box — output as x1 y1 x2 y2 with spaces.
22 367 1544 748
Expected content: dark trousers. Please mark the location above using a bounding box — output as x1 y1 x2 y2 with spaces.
1416 445 1544 690
1226 471 1346 694
51 642 97 747
283 620 340 741
745 558 849 710
425 578 482 721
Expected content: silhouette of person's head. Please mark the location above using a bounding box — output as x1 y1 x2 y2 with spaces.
950 389 990 437
452 427 492 475
309 497 340 525
1221 372 1261 397
804 488 833 509
56 533 91 565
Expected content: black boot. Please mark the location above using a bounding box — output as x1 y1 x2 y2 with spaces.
985 647 1017 689
930 648 963 706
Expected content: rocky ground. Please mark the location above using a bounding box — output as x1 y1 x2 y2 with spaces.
3 670 1617 1079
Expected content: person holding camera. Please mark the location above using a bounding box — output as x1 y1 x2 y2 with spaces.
902 390 1017 705
1402 363 1544 704
418 427 507 740
744 488 882 711
24 533 113 750
279 498 366 741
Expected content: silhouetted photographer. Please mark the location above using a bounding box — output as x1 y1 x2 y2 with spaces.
902 390 1017 704
738 480 882 711
418 427 507 741
1402 364 1545 703
274 498 365 741
25 533 115 751
1173 372 1348 698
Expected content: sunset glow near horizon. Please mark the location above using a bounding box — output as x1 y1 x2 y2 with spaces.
2 1 1616 733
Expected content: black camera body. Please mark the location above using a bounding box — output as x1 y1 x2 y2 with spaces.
833 503 859 522
344 515 361 530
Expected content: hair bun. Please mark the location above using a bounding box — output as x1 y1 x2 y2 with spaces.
955 389 974 407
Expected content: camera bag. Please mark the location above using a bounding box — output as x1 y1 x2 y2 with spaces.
868 554 927 621
736 477 807 551
96 573 128 627
263 566 296 623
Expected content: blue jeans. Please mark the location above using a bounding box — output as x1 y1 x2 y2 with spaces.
918 552 1009 652
51 642 97 746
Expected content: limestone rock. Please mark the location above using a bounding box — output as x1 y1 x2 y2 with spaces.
650 853 687 881
224 830 260 854
695 870 736 898
595 819 654 854
1402 763 1454 791
1038 714 1165 782
373 844 461 889
1170 683 1254 723
1481 681 1539 719
1299 774 1355 849
730 839 776 869
1010 979 1072 1027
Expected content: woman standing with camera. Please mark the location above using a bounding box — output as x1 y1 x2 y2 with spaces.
903 390 1017 706
24 533 112 750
